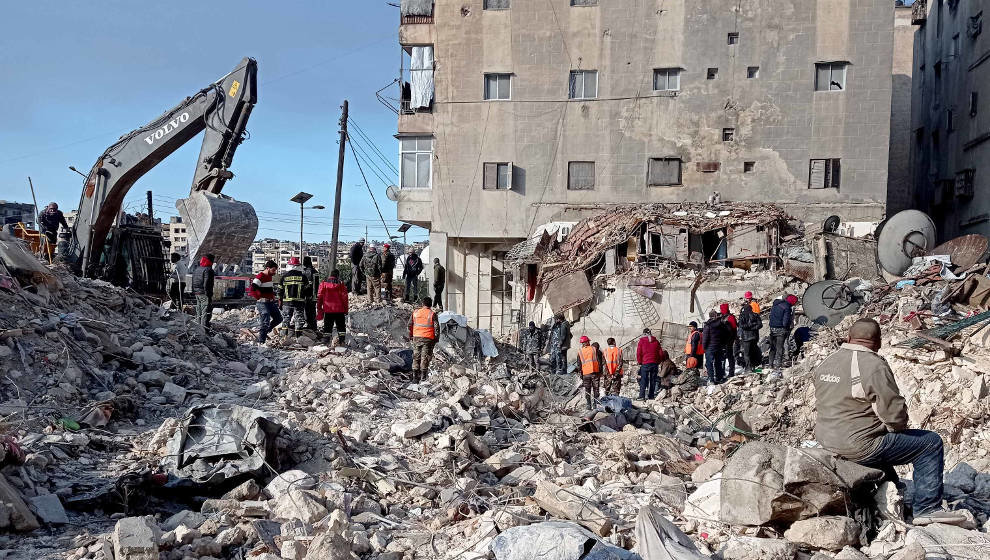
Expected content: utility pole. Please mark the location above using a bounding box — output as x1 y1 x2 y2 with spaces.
146 190 154 223
329 100 349 270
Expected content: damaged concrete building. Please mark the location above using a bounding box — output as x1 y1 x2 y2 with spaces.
394 0 896 335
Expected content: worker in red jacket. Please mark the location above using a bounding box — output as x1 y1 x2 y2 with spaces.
251 260 283 344
316 269 349 346
720 303 738 377
636 328 664 400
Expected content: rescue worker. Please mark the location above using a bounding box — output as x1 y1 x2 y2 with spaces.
603 337 624 396
433 258 445 311
403 249 424 303
381 244 396 301
720 303 738 377
636 328 663 400
38 202 70 246
168 252 187 308
520 321 543 371
316 269 349 346
302 256 319 331
546 313 572 375
703 310 729 385
349 238 365 294
685 321 704 371
769 294 797 371
251 260 283 343
363 246 383 303
280 257 309 337
814 319 967 527
191 253 215 328
408 296 440 382
738 301 763 371
744 291 761 313
657 349 678 392
575 336 602 410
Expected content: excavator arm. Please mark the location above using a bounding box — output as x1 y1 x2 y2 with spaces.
69 57 259 275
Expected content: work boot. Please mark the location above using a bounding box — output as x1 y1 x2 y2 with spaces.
337 335 346 347
411 369 421 383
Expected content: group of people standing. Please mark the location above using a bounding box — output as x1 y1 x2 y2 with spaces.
347 239 444 308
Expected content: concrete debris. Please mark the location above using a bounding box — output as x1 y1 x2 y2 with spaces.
719 536 798 560
111 516 160 560
27 494 68 525
491 521 635 560
782 516 862 551
533 480 614 537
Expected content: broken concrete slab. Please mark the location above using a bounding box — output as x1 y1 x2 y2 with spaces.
27 494 68 525
683 476 721 523
719 536 797 560
391 418 432 438
783 516 862 551
161 509 206 532
112 516 161 560
690 458 724 483
0 473 40 531
905 523 990 558
490 521 635 560
273 489 329 525
532 480 613 537
161 381 187 403
265 469 317 497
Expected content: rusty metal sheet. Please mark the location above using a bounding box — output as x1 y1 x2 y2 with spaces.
544 270 593 315
726 225 769 259
930 234 989 269
784 259 816 283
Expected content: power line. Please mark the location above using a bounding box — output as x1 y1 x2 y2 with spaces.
347 135 392 239
347 117 398 175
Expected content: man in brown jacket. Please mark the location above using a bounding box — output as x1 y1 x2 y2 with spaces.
814 319 965 526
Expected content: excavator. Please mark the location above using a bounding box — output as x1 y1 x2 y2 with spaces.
67 57 259 293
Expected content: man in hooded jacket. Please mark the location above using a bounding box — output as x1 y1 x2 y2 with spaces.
191 254 216 328
737 302 763 371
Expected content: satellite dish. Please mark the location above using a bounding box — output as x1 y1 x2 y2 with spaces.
876 210 936 276
803 280 862 328
385 185 399 202
823 215 841 233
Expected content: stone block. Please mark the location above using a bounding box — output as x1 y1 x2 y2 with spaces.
112 516 161 560
783 516 862 551
28 494 68 525
720 536 798 560
532 480 613 537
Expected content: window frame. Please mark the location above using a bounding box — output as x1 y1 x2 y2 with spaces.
815 62 848 92
727 32 739 45
567 161 596 190
482 162 513 191
652 68 681 91
707 67 719 80
647 157 683 187
483 0 510 10
744 161 756 173
747 66 760 79
568 70 599 100
484 73 512 100
570 0 599 6
808 158 841 190
722 128 735 142
399 136 434 189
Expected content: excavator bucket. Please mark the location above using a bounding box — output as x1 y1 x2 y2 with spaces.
176 192 258 266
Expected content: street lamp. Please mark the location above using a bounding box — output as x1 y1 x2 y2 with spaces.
68 166 87 178
290 192 325 261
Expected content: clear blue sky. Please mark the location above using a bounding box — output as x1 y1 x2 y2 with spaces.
0 1 423 243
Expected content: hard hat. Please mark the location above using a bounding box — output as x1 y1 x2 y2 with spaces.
786 294 799 306
383 243 390 248
579 335 590 343
744 291 753 299
288 257 300 266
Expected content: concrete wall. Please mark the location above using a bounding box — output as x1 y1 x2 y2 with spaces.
887 6 916 214
910 0 990 241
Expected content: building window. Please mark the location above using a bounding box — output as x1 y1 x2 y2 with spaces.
400 137 433 189
568 70 598 99
971 92 979 116
727 32 739 45
722 128 735 141
744 161 756 173
814 62 847 91
570 0 598 5
648 158 682 187
653 68 681 91
484 73 511 100
707 68 718 80
809 159 841 190
483 162 513 190
484 0 510 9
567 161 595 190
747 66 760 79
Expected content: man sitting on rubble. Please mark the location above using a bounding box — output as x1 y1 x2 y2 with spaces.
603 337 624 396
408 297 440 383
251 260 283 344
575 336 602 410
316 269 349 346
814 318 967 526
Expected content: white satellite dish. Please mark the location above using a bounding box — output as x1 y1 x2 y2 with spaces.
385 185 399 202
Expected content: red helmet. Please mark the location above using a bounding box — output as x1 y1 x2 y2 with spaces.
579 335 590 343
786 294 798 306
744 291 753 299
288 257 301 266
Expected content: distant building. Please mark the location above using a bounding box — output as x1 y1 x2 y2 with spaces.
162 216 188 256
0 200 35 228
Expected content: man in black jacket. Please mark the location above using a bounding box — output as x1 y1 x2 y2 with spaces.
737 302 763 372
433 258 445 311
381 244 396 301
191 254 216 328
302 256 319 331
702 310 728 384
349 239 365 294
768 294 796 371
403 249 424 303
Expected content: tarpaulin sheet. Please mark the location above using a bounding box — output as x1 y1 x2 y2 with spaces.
634 506 709 560
400 0 433 16
410 46 434 109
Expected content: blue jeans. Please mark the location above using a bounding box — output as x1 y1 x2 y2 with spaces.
705 348 726 384
638 363 659 399
858 429 944 516
257 300 283 343
405 276 419 302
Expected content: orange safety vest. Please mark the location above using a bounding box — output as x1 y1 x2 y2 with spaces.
412 307 436 339
579 345 601 375
604 346 622 375
684 331 704 355
749 300 761 313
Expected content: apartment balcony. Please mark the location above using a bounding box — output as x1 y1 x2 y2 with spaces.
399 1 436 45
396 187 431 229
912 0 927 25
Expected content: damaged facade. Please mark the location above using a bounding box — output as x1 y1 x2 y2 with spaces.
394 0 896 335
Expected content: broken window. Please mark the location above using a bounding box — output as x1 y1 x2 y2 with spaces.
648 158 682 187
484 0 510 9
722 128 735 141
570 0 598 6
808 159 841 190
653 68 680 91
815 62 847 91
568 70 598 99
971 92 979 117
728 32 739 45
484 73 511 100
744 161 755 173
707 68 718 80
400 137 433 189
567 161 595 190
483 162 512 190
747 66 759 79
